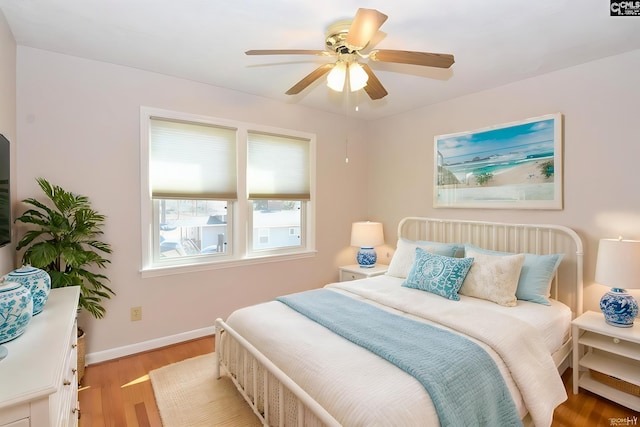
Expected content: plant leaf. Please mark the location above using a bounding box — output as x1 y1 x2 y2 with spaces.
16 178 114 319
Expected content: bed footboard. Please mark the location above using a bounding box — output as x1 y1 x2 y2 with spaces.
215 318 341 427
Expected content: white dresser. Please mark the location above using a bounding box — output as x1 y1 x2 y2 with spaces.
0 287 80 427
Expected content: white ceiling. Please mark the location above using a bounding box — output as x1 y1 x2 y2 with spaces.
1 0 639 120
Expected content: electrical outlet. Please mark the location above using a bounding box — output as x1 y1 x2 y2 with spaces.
131 306 142 321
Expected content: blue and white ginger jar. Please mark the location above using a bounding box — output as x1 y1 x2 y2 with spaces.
600 287 639 327
357 247 377 268
0 277 33 344
6 265 51 315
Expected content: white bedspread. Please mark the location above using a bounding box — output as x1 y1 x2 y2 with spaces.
224 276 568 426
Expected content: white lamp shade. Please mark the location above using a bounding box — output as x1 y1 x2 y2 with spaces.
326 62 347 91
350 221 384 248
595 238 640 289
348 62 369 92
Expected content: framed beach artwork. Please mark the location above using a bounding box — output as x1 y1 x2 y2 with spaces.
434 113 563 209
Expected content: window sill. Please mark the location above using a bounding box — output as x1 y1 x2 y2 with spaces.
140 250 317 278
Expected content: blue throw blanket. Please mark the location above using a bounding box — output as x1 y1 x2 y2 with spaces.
277 289 522 427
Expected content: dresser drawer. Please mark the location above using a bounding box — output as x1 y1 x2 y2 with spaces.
0 288 80 427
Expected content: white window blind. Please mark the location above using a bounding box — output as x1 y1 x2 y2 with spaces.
150 117 237 200
247 131 310 200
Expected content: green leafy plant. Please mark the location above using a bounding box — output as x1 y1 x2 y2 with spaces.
15 178 113 319
539 160 554 178
474 172 494 186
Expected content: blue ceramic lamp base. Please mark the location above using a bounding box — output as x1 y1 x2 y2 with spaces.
600 287 639 327
357 247 377 268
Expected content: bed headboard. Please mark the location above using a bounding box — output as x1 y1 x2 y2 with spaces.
397 217 584 317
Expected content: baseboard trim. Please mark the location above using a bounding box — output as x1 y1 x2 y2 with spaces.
85 326 216 365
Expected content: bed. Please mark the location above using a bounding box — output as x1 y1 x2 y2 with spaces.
214 217 584 427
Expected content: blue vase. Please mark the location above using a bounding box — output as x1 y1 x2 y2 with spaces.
357 247 377 268
6 265 51 315
600 288 639 327
0 277 33 344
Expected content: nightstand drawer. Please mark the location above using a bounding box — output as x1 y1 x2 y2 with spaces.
338 264 388 282
340 270 368 281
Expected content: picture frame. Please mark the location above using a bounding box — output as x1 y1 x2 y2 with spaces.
434 113 563 210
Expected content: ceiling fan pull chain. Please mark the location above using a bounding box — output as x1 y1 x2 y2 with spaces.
345 137 349 164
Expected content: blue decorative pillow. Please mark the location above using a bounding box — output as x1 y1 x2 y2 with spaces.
402 248 474 300
464 244 563 305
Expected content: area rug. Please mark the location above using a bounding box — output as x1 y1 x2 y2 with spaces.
149 353 261 427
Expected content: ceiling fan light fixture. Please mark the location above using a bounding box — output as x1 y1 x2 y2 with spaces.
247 9 452 100
348 62 369 92
326 61 347 91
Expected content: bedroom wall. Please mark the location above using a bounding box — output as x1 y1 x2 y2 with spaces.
11 43 640 357
0 10 16 275
366 49 640 314
14 46 370 358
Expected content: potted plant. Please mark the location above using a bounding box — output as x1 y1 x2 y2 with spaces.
14 177 113 382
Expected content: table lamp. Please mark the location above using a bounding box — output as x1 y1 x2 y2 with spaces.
595 237 640 327
350 221 384 268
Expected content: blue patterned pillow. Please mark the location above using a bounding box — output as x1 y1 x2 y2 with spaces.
402 248 474 300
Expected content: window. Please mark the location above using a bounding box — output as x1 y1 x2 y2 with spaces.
251 201 302 252
157 199 229 259
140 107 315 274
247 131 310 255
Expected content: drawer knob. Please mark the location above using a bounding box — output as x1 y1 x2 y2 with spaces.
613 337 621 344
63 379 71 386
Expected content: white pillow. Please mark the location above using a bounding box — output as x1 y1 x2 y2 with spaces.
463 243 563 305
386 238 463 279
459 248 525 307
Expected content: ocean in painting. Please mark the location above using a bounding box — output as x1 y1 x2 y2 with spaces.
443 150 554 183
436 117 557 186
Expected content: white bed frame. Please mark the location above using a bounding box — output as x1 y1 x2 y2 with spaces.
215 217 584 426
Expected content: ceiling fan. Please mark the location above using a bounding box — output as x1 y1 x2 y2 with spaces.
245 8 455 100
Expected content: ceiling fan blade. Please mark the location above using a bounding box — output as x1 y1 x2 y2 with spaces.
370 49 455 68
245 49 331 56
345 8 388 50
360 63 388 100
285 63 335 95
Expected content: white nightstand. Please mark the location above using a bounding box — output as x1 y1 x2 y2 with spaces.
572 310 640 411
339 264 388 282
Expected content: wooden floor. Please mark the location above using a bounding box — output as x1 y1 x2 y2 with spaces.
78 336 639 427
78 336 214 427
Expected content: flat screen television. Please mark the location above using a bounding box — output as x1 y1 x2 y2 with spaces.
0 134 10 247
